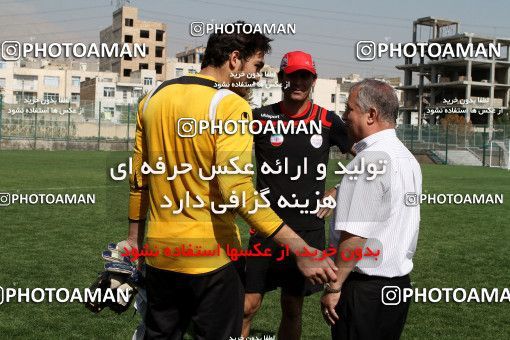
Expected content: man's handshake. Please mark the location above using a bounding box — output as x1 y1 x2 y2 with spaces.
295 247 338 285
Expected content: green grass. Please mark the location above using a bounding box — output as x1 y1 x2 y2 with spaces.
0 150 509 339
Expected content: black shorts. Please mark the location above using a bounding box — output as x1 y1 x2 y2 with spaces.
244 228 326 297
144 263 244 340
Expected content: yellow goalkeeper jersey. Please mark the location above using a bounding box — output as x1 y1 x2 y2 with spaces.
128 74 283 274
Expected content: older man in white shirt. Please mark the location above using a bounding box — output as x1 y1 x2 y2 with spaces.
321 79 422 340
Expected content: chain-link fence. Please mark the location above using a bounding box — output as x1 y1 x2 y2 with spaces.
1 94 509 166
396 123 509 166
0 95 137 151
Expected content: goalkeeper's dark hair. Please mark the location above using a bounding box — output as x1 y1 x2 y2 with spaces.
201 20 272 68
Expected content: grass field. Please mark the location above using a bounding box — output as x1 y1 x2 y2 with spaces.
0 150 509 339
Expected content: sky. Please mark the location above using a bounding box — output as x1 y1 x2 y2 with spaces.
0 0 509 79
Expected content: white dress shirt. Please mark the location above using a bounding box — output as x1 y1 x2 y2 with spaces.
330 128 422 277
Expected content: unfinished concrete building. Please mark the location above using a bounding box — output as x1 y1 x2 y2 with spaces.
397 17 510 129
100 6 167 83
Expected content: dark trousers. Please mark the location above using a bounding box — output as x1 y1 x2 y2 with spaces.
332 272 411 340
144 263 244 340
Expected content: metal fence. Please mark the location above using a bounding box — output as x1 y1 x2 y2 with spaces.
1 94 509 167
0 95 137 151
395 124 509 166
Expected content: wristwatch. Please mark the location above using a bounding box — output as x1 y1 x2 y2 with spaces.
324 283 341 294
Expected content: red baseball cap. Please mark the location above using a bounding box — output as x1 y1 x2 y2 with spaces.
280 51 317 75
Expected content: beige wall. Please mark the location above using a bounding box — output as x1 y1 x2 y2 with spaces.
166 59 201 79
0 60 118 104
100 6 167 83
312 78 339 112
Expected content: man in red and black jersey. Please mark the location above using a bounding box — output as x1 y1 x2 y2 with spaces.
242 51 354 339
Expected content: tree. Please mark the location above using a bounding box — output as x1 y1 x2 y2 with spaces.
440 113 474 140
440 113 473 127
495 111 510 124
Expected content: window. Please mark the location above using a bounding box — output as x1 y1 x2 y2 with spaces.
155 46 164 58
124 35 133 43
140 30 150 38
125 18 134 27
144 46 149 55
188 68 197 74
14 75 37 91
124 54 132 61
15 91 36 103
156 30 164 41
0 78 5 88
269 92 273 97
44 76 59 87
176 68 183 77
139 63 148 70
0 61 6 69
143 77 153 86
43 92 59 101
122 89 128 99
103 87 115 97
71 76 81 87
331 94 336 103
155 63 164 75
123 68 132 77
71 93 80 102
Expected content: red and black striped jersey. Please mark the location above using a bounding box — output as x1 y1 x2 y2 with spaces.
252 100 352 231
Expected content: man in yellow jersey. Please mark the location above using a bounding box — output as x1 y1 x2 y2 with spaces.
125 21 338 339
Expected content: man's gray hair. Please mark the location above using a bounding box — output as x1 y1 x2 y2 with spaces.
350 79 399 123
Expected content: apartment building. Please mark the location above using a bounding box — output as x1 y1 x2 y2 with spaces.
0 57 402 124
250 65 281 108
166 58 201 79
176 46 206 64
100 6 167 83
312 78 340 112
0 59 117 105
80 69 159 122
334 74 403 121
